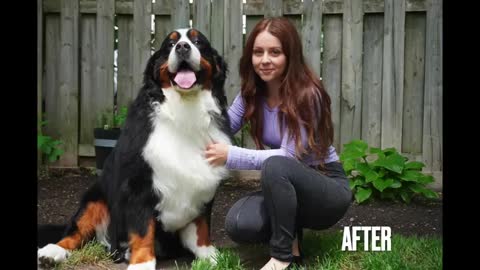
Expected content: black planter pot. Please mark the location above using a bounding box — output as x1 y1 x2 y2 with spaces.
94 128 121 175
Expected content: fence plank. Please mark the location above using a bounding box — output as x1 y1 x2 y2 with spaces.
153 16 171 50
172 0 190 29
361 14 384 148
381 0 405 150
133 0 152 95
210 0 225 56
322 15 342 151
423 0 442 172
193 0 211 40
302 0 323 77
44 0 427 15
96 0 115 131
153 0 171 51
44 15 61 141
264 0 283 17
117 15 135 108
57 0 79 166
340 0 363 150
79 15 97 154
246 15 263 44
403 13 425 154
224 0 243 105
38 0 43 167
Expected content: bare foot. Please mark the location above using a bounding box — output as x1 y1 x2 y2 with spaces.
260 257 291 270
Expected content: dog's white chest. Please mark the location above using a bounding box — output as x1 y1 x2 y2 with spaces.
142 89 230 232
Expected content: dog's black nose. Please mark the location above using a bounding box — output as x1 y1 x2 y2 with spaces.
175 41 191 58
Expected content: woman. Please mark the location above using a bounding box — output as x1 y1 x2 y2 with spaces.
205 17 352 270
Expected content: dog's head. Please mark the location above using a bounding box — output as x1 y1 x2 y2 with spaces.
144 28 227 96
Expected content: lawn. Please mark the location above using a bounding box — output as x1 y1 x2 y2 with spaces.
47 229 442 270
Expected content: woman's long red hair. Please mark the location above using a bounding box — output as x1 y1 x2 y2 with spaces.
239 17 334 164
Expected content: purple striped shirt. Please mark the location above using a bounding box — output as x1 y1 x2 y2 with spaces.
225 93 339 170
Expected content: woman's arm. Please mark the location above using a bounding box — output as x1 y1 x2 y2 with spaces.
224 124 305 170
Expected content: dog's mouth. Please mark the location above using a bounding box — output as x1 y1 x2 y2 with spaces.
172 62 197 89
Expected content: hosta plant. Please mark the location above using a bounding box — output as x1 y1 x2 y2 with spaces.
339 140 439 204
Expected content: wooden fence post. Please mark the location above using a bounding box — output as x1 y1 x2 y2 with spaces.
57 0 79 167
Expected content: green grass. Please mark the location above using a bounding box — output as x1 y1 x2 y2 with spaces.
50 240 114 270
48 230 442 270
299 230 442 270
190 230 442 270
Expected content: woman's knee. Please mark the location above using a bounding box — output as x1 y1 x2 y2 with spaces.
261 156 295 186
224 193 270 243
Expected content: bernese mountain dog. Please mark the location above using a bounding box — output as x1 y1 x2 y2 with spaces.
38 28 232 269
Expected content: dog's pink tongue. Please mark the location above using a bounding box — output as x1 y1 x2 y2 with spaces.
174 70 196 89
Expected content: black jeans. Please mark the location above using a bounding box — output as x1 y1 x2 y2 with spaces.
225 156 352 262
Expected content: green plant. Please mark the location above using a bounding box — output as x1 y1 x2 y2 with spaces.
38 120 64 163
97 105 128 130
339 139 439 204
232 122 251 147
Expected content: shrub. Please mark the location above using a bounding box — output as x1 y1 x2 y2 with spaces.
339 140 439 204
38 120 64 163
97 105 128 130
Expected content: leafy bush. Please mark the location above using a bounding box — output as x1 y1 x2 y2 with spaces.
339 140 439 204
97 105 128 130
38 120 64 163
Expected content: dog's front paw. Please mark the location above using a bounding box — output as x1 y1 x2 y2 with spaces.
38 244 70 267
126 259 156 270
197 245 219 265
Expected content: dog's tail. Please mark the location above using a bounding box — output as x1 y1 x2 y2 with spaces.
37 224 67 248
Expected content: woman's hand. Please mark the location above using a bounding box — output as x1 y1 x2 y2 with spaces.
205 142 229 167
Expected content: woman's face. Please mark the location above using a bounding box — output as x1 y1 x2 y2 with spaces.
252 30 287 85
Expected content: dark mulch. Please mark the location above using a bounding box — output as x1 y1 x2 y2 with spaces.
37 167 442 249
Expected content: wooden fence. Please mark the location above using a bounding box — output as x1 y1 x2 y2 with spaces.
38 0 442 185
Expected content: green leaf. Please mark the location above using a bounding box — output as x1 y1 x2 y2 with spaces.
340 148 365 162
344 140 368 153
400 170 424 182
382 147 398 156
418 175 435 184
390 180 402 188
355 187 372 204
340 140 368 161
404 161 425 170
408 183 425 193
421 189 439 199
354 162 378 182
373 178 394 192
343 159 356 173
400 191 412 204
369 147 382 154
349 178 364 189
373 152 405 173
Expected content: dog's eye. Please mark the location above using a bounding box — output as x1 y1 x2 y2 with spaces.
193 40 201 45
169 42 176 47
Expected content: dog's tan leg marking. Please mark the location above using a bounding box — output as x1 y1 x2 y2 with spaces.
128 219 156 264
57 201 109 250
194 216 211 246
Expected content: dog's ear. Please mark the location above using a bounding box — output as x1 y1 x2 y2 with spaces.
212 48 228 85
142 50 165 88
211 48 228 108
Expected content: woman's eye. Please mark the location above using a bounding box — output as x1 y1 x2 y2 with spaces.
253 50 263 56
271 50 281 56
